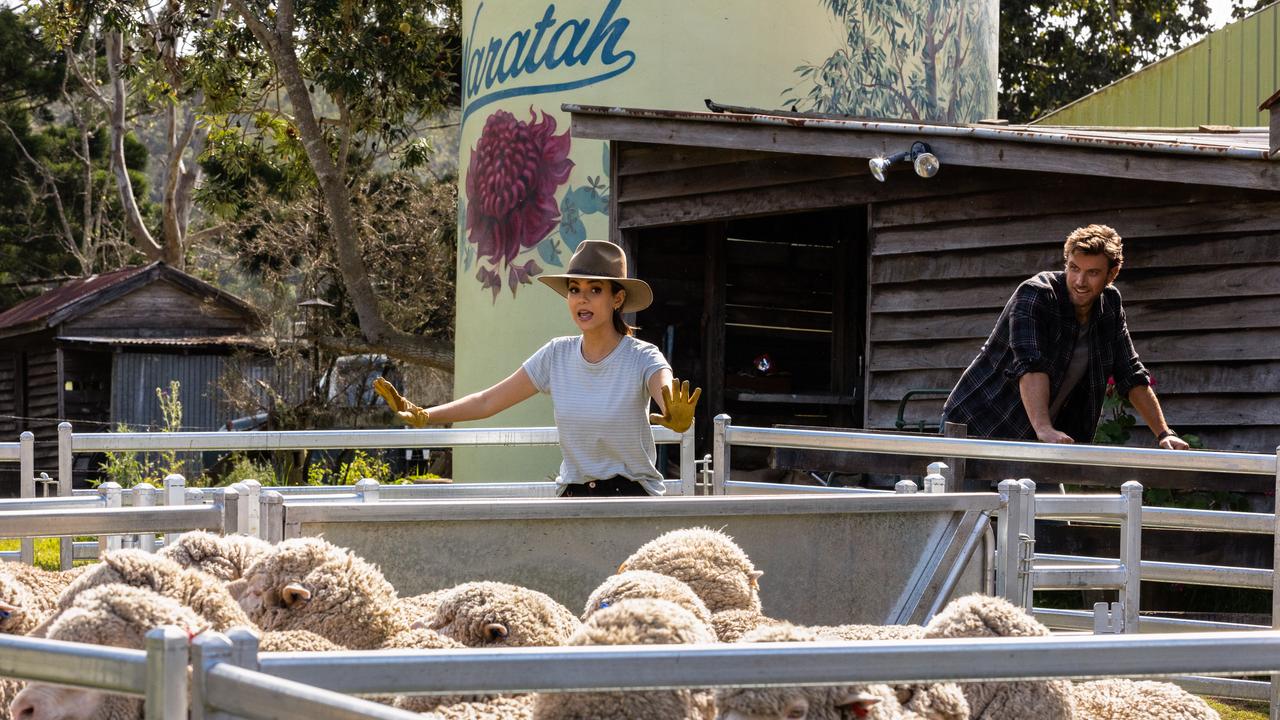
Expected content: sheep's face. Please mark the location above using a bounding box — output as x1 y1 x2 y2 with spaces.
0 574 35 634
235 538 402 648
430 582 579 648
9 683 139 720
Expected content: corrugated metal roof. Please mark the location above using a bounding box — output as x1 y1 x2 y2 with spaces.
57 334 269 349
564 103 1276 161
0 264 154 331
1033 2 1280 127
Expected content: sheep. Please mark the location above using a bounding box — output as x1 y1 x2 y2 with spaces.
716 622 969 720
227 536 410 649
530 598 717 720
0 563 84 635
400 588 449 625
157 530 272 582
619 527 763 615
922 594 1073 719
37 549 251 636
425 581 580 649
582 570 712 629
9 584 208 720
710 608 780 643
1071 679 1219 720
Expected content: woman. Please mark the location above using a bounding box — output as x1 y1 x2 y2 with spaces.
374 240 700 497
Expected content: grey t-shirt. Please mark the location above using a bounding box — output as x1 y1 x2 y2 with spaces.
1049 323 1090 421
522 335 671 495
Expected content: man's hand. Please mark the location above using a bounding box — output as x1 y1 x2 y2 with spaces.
1034 425 1074 444
1159 435 1190 451
373 377 430 428
649 379 701 434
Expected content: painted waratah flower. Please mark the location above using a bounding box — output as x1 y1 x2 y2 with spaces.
466 107 574 271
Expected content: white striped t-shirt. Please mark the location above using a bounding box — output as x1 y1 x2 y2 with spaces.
522 335 670 495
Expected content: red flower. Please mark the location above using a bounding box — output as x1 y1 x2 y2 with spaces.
465 108 574 270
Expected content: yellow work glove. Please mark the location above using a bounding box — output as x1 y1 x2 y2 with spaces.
649 378 701 434
373 377 431 428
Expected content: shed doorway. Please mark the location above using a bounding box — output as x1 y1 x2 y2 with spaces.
633 207 867 474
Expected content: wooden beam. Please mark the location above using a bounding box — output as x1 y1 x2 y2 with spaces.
617 143 775 176
618 154 866 203
703 223 727 421
571 113 1280 192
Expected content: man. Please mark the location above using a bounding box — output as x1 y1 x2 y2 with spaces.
942 224 1189 450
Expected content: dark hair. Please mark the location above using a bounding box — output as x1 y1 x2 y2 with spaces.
610 281 635 337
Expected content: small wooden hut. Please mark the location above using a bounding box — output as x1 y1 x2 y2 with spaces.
0 262 266 491
566 102 1280 490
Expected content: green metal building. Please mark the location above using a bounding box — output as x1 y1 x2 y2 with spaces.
1034 2 1279 127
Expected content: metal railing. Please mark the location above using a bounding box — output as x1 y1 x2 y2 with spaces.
709 414 1280 712
58 423 696 498
200 629 1280 701
0 626 187 720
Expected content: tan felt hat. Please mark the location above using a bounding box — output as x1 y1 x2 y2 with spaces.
538 240 653 313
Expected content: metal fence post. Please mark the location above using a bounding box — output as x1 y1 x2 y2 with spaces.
927 461 952 493
190 631 232 720
163 474 187 547
355 478 381 503
679 427 696 496
1120 480 1143 634
18 431 34 565
227 627 261 672
695 454 713 496
1019 479 1037 609
924 462 949 493
895 479 918 494
133 483 158 553
215 486 240 536
996 479 1023 604
98 482 123 554
1271 445 1279 720
261 490 284 543
185 488 204 507
57 422 73 570
240 479 262 537
712 414 730 494
145 626 189 720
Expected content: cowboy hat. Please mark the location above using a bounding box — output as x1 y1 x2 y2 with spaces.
538 240 653 313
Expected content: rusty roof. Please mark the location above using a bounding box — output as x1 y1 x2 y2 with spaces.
56 334 269 349
0 264 154 331
0 262 260 335
564 102 1276 161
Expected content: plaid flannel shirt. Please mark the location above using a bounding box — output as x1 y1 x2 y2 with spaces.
942 271 1150 442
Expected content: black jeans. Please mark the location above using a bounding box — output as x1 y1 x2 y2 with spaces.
560 476 650 497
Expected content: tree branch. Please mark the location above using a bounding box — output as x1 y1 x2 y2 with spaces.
105 30 163 261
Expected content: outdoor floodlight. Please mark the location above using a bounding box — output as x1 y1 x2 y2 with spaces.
868 142 940 182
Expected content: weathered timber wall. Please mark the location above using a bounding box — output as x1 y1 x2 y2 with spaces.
63 280 248 337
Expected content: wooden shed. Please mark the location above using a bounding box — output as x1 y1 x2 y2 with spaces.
566 103 1280 490
0 262 266 491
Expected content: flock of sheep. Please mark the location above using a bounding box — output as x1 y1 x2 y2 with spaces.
0 527 1222 719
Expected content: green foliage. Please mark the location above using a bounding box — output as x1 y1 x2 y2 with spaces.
785 0 995 122
306 449 392 485
1000 0 1213 122
215 452 277 486
0 538 95 570
98 381 186 488
1093 378 1202 449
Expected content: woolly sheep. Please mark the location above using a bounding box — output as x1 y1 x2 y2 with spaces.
530 598 717 720
922 594 1073 719
619 528 763 615
582 570 712 628
157 530 272 582
0 563 84 636
717 622 968 720
425 581 580 649
38 549 250 635
1071 679 1219 720
9 584 208 720
228 536 410 649
710 608 779 643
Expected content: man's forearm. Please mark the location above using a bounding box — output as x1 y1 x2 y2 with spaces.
1127 385 1171 437
1018 372 1053 433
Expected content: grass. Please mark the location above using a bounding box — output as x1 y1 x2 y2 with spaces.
1207 699 1269 719
0 537 98 570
